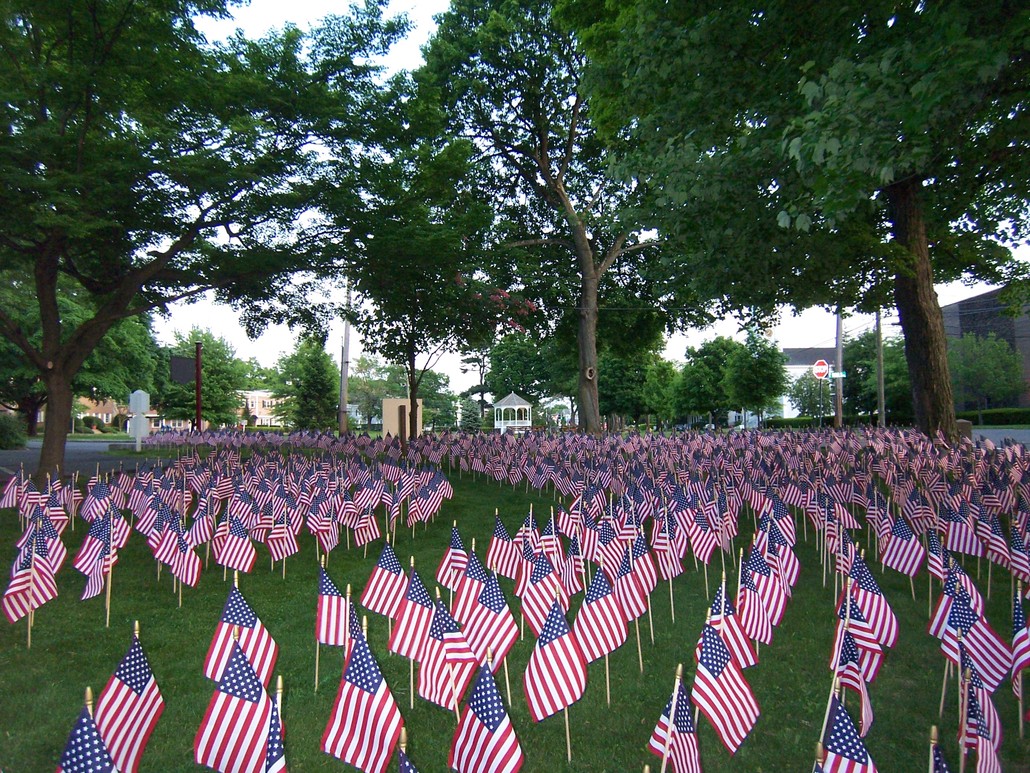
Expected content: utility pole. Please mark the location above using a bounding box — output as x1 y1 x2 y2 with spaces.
875 311 886 427
338 281 351 436
834 310 844 428
194 341 202 432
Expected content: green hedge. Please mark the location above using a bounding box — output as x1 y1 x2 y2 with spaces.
0 413 26 449
956 407 1030 425
765 414 915 429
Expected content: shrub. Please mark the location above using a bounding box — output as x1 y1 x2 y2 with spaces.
81 415 105 430
0 413 26 449
956 407 1030 425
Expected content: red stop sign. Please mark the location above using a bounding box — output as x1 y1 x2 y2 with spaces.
813 359 830 380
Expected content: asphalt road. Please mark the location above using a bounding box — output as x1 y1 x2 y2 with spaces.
3 428 1030 484
0 438 152 482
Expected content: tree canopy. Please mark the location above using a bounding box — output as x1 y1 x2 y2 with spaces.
270 336 340 431
418 0 699 433
0 0 405 474
948 332 1025 422
560 0 1029 439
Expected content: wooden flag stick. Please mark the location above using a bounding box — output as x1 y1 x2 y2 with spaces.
564 705 572 763
939 658 951 718
503 654 512 706
820 677 840 744
604 652 611 706
659 664 683 773
668 575 675 624
634 615 644 673
646 595 655 645
958 668 970 773
1020 582 1025 740
315 556 326 691
929 726 938 773
103 560 113 628
85 685 94 717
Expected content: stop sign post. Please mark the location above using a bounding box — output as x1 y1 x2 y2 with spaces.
812 359 830 380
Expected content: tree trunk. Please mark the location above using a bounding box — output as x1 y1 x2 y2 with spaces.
576 268 601 433
885 178 957 441
38 369 73 479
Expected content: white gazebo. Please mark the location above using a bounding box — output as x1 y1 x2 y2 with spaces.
493 392 532 433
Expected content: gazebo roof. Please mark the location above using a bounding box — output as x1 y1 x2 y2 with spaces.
493 392 531 408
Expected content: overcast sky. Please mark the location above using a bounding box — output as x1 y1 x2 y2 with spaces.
153 0 1010 394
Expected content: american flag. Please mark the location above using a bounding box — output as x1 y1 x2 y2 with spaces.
743 546 786 627
520 553 568 637
2 528 58 623
833 598 884 683
938 589 1011 693
1013 585 1030 698
436 524 469 591
58 706 115 773
361 541 408 620
879 514 925 577
322 627 403 773
707 582 757 669
647 679 701 773
820 694 876 773
203 585 279 688
486 513 521 579
453 549 490 625
463 573 519 670
387 568 435 662
74 512 118 601
152 521 201 588
692 623 759 754
831 630 873 737
572 566 627 663
524 600 587 722
960 649 1002 753
214 513 256 574
316 564 349 647
847 555 898 648
266 689 286 773
194 641 272 773
611 547 649 623
94 634 164 773
418 598 478 711
735 570 773 646
449 664 524 773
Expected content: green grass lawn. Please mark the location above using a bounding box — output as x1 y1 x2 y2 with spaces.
1 471 1028 772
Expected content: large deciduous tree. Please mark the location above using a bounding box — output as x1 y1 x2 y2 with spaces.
0 282 158 435
722 329 789 422
419 0 693 434
948 332 1025 424
674 337 744 425
562 0 1028 440
0 0 402 475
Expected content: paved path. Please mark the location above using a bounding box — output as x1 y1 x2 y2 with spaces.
0 439 150 482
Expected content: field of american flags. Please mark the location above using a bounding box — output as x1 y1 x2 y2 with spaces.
1 429 1029 771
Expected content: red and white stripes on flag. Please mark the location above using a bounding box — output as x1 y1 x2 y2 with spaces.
647 679 701 773
95 634 164 773
317 565 349 647
524 601 587 722
692 623 759 754
573 569 627 663
194 641 273 773
203 585 279 688
322 630 403 773
361 541 408 620
449 664 524 773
